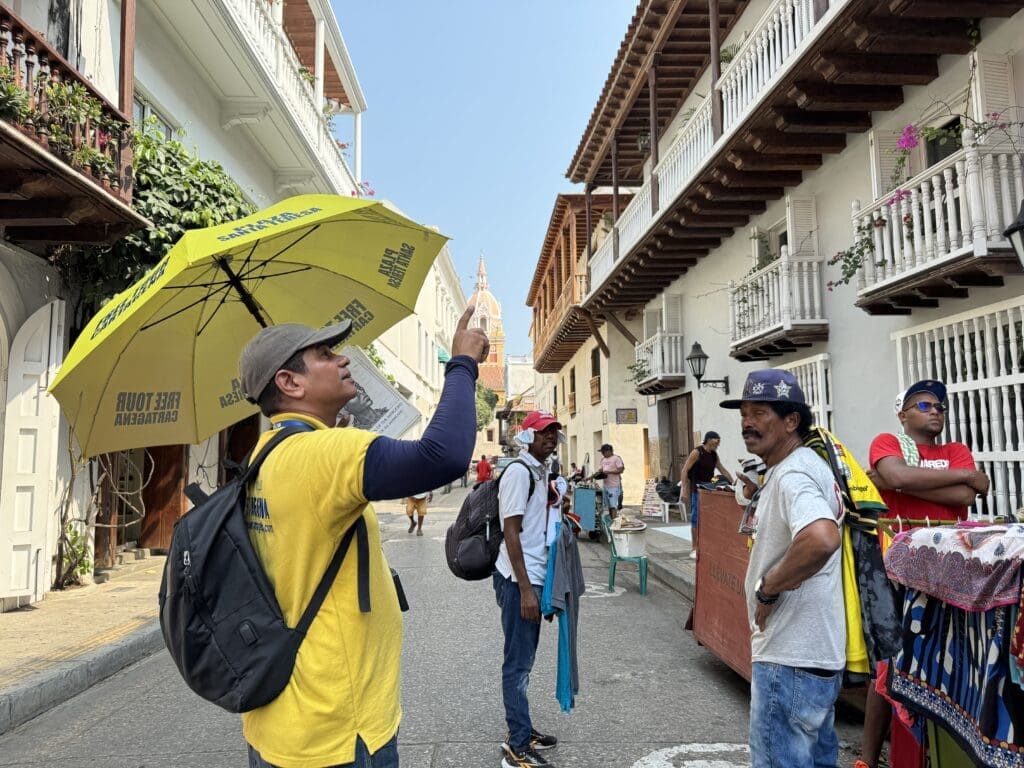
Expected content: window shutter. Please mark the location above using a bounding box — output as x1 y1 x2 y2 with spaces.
785 196 818 259
750 226 768 265
972 52 1016 138
869 129 910 198
663 294 683 334
643 307 661 339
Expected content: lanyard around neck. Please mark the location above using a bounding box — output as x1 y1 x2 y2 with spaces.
273 419 316 432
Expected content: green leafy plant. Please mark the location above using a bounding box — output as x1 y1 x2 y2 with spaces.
0 65 30 122
476 383 498 431
61 521 93 582
827 219 880 290
51 118 255 332
298 66 315 84
626 359 651 385
719 44 740 66
364 342 396 384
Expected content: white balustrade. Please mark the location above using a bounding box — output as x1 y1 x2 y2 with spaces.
588 235 616 296
224 0 358 194
655 100 714 205
617 183 653 258
729 246 825 344
635 332 687 380
721 0 817 132
852 132 1024 292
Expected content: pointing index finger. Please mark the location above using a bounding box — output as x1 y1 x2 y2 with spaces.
456 304 476 332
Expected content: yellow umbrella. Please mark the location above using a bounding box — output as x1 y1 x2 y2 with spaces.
49 194 448 457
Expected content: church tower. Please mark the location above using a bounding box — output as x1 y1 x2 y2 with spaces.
468 254 506 405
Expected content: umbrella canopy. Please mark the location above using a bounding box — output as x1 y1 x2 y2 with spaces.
49 194 448 457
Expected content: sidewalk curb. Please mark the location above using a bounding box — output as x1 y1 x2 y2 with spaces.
0 620 164 736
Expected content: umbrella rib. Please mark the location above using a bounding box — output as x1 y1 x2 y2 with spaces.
195 285 237 337
140 276 233 332
237 225 321 278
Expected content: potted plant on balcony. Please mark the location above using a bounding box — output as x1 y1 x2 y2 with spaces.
0 65 29 122
626 359 651 386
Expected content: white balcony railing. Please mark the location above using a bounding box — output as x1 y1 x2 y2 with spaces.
618 183 653 259
657 99 714 206
635 332 687 381
227 0 358 194
852 130 1024 293
587 0 839 295
729 246 825 345
721 0 818 132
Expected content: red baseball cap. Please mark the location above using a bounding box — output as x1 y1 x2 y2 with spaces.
521 410 562 432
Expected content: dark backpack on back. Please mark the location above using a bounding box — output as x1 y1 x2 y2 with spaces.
158 427 370 713
445 459 535 580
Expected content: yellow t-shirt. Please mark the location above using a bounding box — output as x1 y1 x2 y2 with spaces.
241 413 402 768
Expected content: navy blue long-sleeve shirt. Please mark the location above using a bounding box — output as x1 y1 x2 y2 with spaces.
362 355 478 501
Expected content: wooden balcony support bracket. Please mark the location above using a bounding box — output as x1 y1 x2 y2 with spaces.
813 54 938 86
686 199 767 216
727 151 823 172
712 168 804 189
580 309 611 359
0 172 52 200
603 312 639 347
698 183 786 201
678 211 750 228
888 0 1024 18
772 108 872 134
788 82 904 112
845 17 973 55
745 130 847 155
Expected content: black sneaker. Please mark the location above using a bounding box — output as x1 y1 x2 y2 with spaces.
502 730 558 754
501 745 552 768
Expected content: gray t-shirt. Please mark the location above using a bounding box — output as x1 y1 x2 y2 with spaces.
744 446 846 670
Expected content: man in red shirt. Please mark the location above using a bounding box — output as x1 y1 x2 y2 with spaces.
856 379 989 768
868 379 988 522
477 454 493 483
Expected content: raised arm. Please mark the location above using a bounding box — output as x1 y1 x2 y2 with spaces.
362 306 489 500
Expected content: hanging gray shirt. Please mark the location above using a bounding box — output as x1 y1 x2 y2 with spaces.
744 446 846 670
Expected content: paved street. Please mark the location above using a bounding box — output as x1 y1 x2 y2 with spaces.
0 492 862 767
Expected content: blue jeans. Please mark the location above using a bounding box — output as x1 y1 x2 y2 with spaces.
690 489 700 529
247 735 398 768
749 662 842 768
493 572 543 752
603 486 622 511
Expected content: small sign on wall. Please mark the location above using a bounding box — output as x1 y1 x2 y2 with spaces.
616 408 638 425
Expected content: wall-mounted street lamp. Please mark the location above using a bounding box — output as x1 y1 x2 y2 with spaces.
636 131 651 153
1005 200 1024 269
686 342 730 394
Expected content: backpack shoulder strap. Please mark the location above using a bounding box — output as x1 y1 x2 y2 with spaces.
499 459 536 499
296 515 371 635
241 426 310 483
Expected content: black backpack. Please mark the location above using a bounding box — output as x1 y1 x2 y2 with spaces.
445 459 535 580
158 427 370 712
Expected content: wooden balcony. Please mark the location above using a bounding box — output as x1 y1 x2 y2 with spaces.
589 375 601 405
851 133 1022 315
0 8 146 247
568 391 577 417
533 273 591 373
634 331 687 395
579 0 1024 315
729 246 829 361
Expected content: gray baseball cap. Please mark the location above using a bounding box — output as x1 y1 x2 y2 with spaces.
239 321 353 403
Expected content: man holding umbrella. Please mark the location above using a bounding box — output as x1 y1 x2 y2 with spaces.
240 305 488 768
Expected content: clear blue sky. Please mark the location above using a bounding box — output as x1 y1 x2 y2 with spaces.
331 2 635 357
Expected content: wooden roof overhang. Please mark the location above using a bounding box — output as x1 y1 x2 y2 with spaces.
567 0 750 187
582 0 1024 315
534 306 595 374
282 0 352 107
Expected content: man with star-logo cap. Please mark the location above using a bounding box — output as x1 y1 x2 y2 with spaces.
721 369 846 768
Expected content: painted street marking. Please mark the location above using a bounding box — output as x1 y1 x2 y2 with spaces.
631 742 750 768
583 582 625 598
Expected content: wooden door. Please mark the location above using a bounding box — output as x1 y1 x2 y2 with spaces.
667 393 693 482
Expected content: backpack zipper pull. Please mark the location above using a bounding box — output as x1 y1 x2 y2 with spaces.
183 550 196 594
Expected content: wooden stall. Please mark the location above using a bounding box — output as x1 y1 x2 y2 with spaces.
690 488 752 681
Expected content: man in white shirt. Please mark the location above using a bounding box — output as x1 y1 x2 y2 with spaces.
720 369 845 768
495 410 562 768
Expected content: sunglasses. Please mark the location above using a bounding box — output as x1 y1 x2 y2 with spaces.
905 401 947 414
